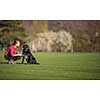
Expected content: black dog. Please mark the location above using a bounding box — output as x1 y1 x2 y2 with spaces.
21 44 39 64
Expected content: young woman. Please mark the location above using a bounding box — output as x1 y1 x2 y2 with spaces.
4 40 22 64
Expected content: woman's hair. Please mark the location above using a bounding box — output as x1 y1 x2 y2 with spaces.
12 39 20 45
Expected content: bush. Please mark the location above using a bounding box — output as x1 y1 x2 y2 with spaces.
29 31 73 52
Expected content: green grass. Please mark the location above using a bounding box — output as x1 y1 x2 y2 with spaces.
0 51 100 80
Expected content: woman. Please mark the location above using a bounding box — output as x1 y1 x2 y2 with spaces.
4 40 22 64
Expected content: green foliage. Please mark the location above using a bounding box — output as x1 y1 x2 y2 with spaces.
0 20 23 32
0 20 28 43
0 20 48 44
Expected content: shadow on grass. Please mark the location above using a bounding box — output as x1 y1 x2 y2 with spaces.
0 62 40 65
0 62 8 64
0 62 22 64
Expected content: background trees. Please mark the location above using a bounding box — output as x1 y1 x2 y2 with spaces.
0 20 100 52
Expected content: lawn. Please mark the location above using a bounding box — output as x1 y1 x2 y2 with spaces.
0 51 100 80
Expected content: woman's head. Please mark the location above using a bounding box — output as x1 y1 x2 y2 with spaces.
13 40 20 48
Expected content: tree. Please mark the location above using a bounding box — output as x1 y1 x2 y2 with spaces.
0 20 28 44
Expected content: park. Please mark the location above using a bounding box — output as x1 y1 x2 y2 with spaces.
0 20 100 80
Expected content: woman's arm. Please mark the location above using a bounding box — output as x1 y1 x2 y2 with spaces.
10 48 22 57
14 54 22 56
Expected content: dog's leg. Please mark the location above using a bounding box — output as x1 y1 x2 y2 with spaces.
21 56 25 64
26 55 30 64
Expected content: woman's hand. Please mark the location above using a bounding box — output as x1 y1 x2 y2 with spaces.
14 54 22 56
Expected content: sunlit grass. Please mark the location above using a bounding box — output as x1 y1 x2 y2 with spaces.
0 51 100 79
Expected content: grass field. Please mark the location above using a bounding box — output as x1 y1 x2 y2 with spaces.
0 51 100 80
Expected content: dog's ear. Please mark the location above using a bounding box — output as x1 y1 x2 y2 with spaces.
26 44 29 48
22 45 25 48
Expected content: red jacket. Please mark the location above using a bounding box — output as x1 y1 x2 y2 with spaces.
4 45 17 57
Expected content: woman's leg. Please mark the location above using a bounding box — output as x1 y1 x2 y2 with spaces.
4 55 14 64
5 55 21 64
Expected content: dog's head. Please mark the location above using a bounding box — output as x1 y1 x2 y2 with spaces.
22 44 30 54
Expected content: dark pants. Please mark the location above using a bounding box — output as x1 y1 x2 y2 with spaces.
4 55 21 61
